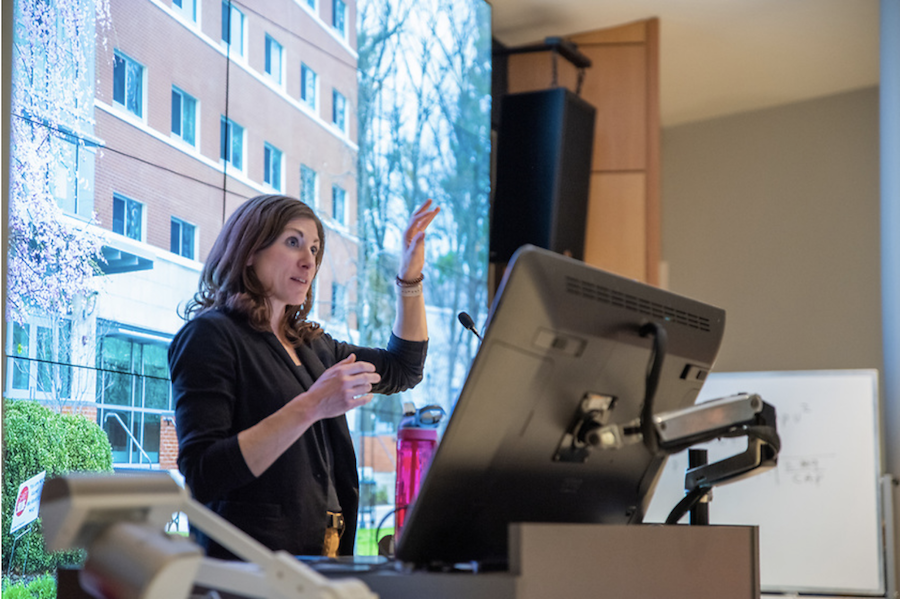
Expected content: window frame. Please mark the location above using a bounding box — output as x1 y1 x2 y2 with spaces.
300 63 317 111
171 86 199 147
4 316 74 401
331 281 346 319
172 0 199 23
50 133 95 220
112 50 146 120
332 89 347 133
264 34 284 86
96 329 172 466
112 192 146 242
220 115 245 172
221 1 246 59
332 184 346 225
170 216 197 260
263 142 283 191
332 0 347 38
300 164 318 208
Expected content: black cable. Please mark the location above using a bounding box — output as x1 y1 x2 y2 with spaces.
639 321 668 455
375 506 400 557
11 112 247 199
665 486 709 524
222 0 234 225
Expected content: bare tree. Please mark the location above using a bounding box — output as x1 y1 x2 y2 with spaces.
357 0 492 414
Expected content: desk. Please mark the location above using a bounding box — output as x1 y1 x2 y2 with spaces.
333 524 760 599
57 524 758 599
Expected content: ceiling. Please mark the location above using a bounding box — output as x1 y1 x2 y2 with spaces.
489 0 881 127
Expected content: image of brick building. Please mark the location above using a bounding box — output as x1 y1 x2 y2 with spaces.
7 0 361 473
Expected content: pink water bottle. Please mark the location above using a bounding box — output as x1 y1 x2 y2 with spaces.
394 403 444 539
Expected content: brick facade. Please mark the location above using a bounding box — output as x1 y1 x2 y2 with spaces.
58 403 99 422
94 0 359 261
360 434 398 473
159 416 179 471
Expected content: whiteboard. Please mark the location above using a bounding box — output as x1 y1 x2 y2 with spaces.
644 370 884 596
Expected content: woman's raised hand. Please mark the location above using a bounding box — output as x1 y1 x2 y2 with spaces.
399 199 440 281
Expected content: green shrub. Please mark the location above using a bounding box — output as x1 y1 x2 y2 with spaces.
2 400 113 575
0 575 56 599
0 582 31 599
24 574 55 599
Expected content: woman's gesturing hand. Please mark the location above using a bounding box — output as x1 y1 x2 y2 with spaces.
302 354 380 421
399 199 440 281
238 354 379 477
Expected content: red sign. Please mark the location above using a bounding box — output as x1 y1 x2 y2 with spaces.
15 487 29 517
10 471 45 533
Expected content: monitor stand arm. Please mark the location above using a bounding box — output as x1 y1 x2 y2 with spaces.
554 392 781 489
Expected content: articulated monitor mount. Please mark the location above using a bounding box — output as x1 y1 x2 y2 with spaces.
555 391 781 523
40 473 376 599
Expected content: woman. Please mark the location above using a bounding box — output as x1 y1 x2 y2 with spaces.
168 194 439 559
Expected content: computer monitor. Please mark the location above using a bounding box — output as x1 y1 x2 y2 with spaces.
394 245 727 567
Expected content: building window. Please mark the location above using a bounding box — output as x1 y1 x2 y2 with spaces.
96 330 171 465
306 0 317 11
221 1 245 58
10 322 30 391
5 318 72 400
300 64 317 110
173 0 197 22
300 165 317 207
170 217 196 259
113 193 144 241
333 0 347 38
332 184 346 225
331 282 346 319
264 35 283 85
220 116 244 171
171 87 197 146
113 51 144 118
264 143 283 191
50 134 95 219
333 90 347 132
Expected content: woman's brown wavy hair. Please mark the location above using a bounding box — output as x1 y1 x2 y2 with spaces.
184 194 326 344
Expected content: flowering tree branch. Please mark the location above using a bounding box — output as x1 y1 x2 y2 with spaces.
7 0 111 325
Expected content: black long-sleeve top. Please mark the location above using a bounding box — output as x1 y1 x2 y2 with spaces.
168 308 427 558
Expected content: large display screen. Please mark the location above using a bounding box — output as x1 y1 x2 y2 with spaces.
5 0 491 555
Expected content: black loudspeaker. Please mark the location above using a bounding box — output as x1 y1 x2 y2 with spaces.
490 88 596 263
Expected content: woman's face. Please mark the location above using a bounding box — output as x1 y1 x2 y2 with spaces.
249 217 320 316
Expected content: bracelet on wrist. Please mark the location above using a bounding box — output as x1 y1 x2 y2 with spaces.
398 283 423 297
396 274 424 287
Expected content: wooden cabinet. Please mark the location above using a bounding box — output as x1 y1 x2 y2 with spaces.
504 18 660 285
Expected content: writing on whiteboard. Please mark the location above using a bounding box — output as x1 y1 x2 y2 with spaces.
779 401 812 429
779 454 833 486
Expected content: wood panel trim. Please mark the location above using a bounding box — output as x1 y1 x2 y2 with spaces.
567 20 648 45
644 18 661 285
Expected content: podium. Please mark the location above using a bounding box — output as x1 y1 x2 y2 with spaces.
332 524 760 599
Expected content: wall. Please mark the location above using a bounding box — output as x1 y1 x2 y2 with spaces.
661 87 881 374
662 84 893 587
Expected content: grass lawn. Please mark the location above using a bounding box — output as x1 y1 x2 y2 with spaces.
355 527 393 556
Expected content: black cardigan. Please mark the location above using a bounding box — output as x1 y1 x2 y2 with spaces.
168 308 427 558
